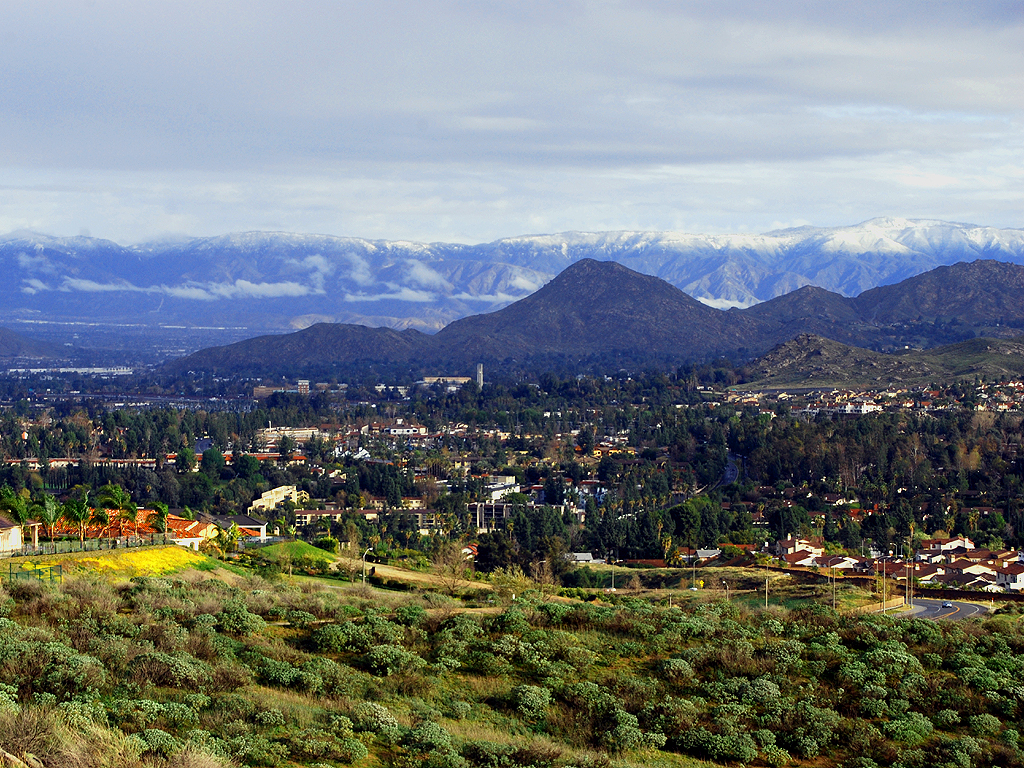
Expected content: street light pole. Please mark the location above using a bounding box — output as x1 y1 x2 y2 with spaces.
764 541 770 609
881 550 893 613
362 547 372 584
832 564 837 610
722 579 729 601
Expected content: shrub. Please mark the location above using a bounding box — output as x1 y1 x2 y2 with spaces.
312 537 340 554
366 644 426 676
313 621 372 653
217 602 266 636
182 694 211 712
134 651 212 688
139 728 180 757
255 708 286 727
286 610 317 628
259 658 301 688
403 722 467 768
225 732 289 765
678 727 758 764
510 684 551 721
660 657 694 682
337 736 369 763
395 605 427 627
762 743 792 767
932 709 961 729
603 708 666 753
883 712 934 745
0 684 20 715
968 713 1001 737
351 701 402 741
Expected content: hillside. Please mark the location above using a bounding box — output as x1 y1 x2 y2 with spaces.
432 259 757 361
0 326 63 359
166 258 1024 378
854 260 1024 325
164 322 430 376
0 558 1021 768
746 334 1024 388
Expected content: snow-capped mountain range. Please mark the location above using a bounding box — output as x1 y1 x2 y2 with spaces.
3 218 1023 340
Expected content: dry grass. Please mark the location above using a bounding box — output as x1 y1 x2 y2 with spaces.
0 705 232 768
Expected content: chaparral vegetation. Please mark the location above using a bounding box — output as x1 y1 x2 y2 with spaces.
0 558 1023 768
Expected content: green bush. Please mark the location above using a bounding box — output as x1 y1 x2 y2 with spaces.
762 743 792 767
217 601 267 636
883 712 934 745
510 684 551 721
313 536 340 554
255 708 286 727
932 709 961 729
395 605 427 627
352 701 402 741
286 609 317 628
138 728 180 757
366 644 426 676
968 713 1001 737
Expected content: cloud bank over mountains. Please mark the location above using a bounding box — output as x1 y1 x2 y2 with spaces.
2 219 1024 337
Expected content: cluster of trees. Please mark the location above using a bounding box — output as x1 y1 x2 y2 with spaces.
7 368 1024 571
0 483 168 544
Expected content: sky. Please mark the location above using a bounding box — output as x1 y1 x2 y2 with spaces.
0 0 1021 245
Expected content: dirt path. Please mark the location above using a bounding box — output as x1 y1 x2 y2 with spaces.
330 554 488 592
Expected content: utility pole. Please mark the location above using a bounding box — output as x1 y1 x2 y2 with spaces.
765 541 770 609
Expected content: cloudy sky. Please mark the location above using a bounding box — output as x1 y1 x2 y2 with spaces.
1 1 1021 245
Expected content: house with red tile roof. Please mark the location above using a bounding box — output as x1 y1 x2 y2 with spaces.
996 563 1024 591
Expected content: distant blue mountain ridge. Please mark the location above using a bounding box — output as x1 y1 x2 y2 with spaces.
2 218 1023 338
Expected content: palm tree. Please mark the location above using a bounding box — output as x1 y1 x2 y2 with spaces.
30 492 62 542
97 484 138 539
148 502 170 537
90 505 111 543
62 493 91 545
0 485 31 544
212 522 242 559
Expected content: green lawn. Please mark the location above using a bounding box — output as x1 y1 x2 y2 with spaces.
256 539 337 563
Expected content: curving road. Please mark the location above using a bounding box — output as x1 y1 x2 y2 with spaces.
910 597 991 621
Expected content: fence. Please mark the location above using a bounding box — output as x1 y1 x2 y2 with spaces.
2 533 175 559
3 562 62 584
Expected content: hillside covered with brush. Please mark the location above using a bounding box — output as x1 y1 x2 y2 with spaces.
1 562 1023 768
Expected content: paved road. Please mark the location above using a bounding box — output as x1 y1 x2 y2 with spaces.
909 597 991 621
717 453 740 488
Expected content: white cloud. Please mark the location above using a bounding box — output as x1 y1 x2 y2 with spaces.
344 251 375 286
0 2 1019 243
343 287 436 303
20 278 48 294
61 278 147 293
404 260 452 291
507 272 546 292
21 275 321 301
16 252 56 273
451 291 530 304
